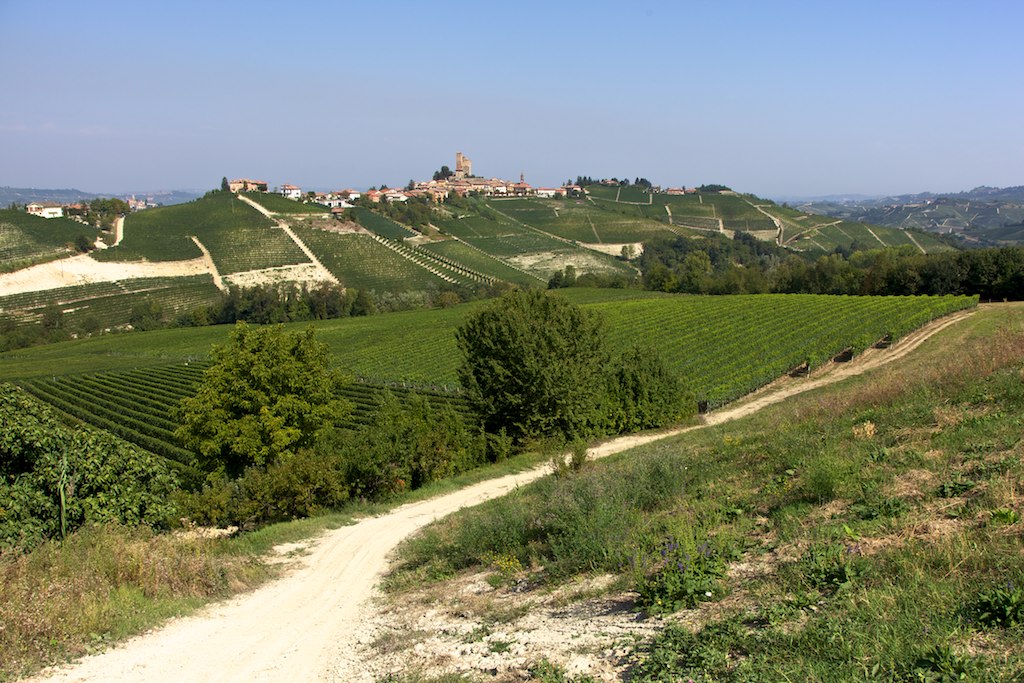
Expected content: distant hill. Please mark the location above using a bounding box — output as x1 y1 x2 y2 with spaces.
0 186 202 207
797 186 1024 245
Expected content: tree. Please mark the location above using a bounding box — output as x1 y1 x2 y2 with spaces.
432 165 454 181
455 290 611 442
174 323 350 478
221 177 230 192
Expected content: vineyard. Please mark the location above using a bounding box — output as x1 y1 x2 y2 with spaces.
240 192 328 215
350 207 418 239
17 363 473 469
291 229 451 292
92 192 274 263
0 209 98 272
0 275 222 327
419 239 544 287
490 198 677 244
8 291 977 461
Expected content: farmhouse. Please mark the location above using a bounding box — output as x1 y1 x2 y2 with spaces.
228 178 269 193
26 202 64 219
279 184 302 200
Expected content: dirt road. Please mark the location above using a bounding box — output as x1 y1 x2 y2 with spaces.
23 309 975 682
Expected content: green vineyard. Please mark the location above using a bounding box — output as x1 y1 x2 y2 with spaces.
18 364 473 469
9 291 977 461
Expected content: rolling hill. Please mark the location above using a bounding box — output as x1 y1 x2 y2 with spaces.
798 185 1024 246
0 184 970 344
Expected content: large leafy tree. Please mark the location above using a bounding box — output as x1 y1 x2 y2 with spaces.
456 289 611 443
175 323 349 478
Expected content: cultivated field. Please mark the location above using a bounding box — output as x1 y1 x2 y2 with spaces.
5 290 976 461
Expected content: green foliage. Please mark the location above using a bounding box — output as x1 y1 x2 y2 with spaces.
176 449 350 528
179 389 487 527
0 384 177 550
795 541 866 591
174 323 350 478
528 659 597 682
973 581 1024 628
456 290 611 442
330 391 487 500
606 344 694 432
635 537 726 615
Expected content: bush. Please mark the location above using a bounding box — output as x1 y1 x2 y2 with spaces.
456 290 611 443
606 345 694 433
175 323 350 478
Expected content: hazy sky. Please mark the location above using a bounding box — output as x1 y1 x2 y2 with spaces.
2 0 1022 198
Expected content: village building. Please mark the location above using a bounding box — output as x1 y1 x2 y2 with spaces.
26 202 64 219
279 184 302 200
227 178 269 193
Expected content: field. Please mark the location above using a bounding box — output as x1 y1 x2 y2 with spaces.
350 208 418 239
418 239 544 287
0 209 98 273
586 188 953 253
240 192 328 214
3 290 976 461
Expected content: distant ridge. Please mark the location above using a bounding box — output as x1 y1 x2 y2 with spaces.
0 186 202 207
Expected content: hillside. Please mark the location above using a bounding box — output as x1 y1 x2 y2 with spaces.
0 184 972 349
0 209 100 273
585 185 953 254
1 290 976 470
7 302 1019 682
799 185 1024 245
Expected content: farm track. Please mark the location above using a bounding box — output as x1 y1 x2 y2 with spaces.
23 308 977 683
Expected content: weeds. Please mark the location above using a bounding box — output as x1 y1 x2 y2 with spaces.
973 581 1024 628
635 538 726 615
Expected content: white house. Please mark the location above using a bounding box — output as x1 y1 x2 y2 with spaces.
279 184 302 200
26 202 64 219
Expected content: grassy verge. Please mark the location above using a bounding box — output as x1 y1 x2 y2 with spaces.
385 303 1024 680
0 442 556 681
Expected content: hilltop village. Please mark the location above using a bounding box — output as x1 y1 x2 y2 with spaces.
228 152 587 213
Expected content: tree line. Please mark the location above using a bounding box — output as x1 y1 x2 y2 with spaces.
638 235 1024 300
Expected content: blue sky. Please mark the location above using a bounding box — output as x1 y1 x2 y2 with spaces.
1 0 1021 198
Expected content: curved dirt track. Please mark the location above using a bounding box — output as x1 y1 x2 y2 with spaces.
24 309 975 682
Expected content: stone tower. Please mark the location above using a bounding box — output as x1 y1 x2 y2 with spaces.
455 151 472 179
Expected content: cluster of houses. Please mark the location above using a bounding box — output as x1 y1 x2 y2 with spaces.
24 195 155 221
227 152 588 213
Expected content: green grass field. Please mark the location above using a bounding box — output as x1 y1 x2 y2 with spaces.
291 228 450 292
490 198 676 243
3 289 976 405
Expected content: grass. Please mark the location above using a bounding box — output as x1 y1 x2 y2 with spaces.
385 302 1024 679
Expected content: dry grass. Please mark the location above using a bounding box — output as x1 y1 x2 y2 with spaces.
0 524 270 680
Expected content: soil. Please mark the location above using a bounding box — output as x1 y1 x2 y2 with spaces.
21 309 976 683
